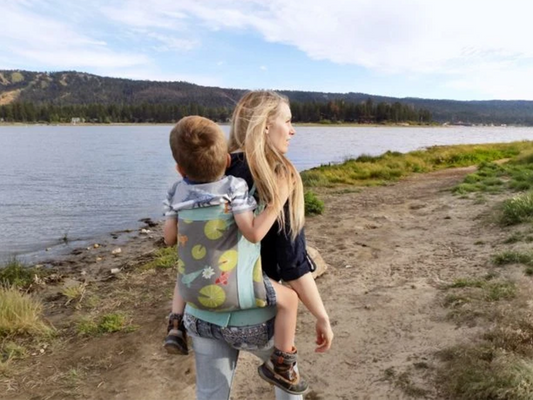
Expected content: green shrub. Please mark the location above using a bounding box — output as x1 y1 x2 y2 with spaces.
77 312 132 335
500 192 533 225
304 191 325 215
0 260 36 288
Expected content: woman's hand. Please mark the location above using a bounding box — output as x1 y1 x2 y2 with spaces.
315 316 334 353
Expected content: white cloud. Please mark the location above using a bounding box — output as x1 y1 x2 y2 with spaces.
3 0 533 99
260 65 267 71
147 33 199 52
0 1 150 70
103 0 533 98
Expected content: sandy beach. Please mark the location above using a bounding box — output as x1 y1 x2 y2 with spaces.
1 165 525 400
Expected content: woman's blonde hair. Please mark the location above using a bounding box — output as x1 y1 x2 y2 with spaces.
229 90 305 240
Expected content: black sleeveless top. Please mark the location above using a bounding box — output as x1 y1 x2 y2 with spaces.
226 153 313 282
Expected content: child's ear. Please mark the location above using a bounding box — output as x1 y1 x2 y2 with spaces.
176 164 187 178
226 154 231 168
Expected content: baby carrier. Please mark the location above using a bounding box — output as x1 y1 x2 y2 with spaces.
176 190 268 312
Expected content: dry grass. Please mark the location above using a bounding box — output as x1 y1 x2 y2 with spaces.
0 285 54 338
62 283 87 306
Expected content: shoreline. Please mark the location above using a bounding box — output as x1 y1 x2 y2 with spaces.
0 121 449 128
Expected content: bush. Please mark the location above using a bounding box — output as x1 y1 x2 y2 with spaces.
304 191 324 215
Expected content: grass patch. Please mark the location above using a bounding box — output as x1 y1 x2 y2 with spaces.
447 278 516 302
0 285 54 337
0 259 41 288
438 346 533 400
77 312 135 335
139 246 178 271
301 142 533 188
304 191 325 215
492 250 533 266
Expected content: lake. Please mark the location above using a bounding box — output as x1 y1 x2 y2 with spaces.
2 124 533 261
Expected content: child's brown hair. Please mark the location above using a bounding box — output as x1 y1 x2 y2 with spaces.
169 116 228 182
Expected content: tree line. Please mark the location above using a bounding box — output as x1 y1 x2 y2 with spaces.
0 99 432 124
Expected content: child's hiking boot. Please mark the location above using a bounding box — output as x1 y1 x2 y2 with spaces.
258 347 309 395
164 313 188 355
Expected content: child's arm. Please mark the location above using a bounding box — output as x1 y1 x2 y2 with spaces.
171 280 186 315
165 217 185 315
163 218 177 246
234 207 280 243
233 175 289 243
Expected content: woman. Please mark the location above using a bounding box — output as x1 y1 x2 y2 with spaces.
183 90 334 400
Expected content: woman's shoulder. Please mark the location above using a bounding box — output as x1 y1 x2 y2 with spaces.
227 152 253 188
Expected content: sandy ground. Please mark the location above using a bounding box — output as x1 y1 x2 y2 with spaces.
1 166 513 400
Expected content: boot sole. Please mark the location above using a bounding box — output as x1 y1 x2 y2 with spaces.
257 364 309 395
164 340 188 355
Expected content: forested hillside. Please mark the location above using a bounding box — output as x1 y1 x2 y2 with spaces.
0 69 532 125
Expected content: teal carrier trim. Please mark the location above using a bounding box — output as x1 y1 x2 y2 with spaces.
185 303 276 327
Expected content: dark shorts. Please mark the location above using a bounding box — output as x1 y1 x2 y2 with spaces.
263 273 277 307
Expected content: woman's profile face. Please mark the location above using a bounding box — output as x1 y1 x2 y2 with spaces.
266 102 295 155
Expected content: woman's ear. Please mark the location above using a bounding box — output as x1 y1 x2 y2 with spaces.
226 154 231 168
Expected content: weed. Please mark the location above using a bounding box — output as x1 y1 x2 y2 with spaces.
503 232 524 244
62 283 87 306
483 282 516 302
500 192 533 225
77 312 133 335
449 278 486 289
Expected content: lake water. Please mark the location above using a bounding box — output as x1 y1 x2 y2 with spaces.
2 124 533 261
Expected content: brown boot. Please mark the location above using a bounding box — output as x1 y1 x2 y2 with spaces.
164 313 188 355
258 347 309 395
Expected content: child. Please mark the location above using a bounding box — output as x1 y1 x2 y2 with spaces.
162 115 308 395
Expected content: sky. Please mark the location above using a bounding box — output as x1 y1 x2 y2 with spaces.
2 0 533 101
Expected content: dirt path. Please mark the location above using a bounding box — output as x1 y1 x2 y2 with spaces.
2 167 510 400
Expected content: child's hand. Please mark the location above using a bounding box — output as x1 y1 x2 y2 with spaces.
315 317 334 353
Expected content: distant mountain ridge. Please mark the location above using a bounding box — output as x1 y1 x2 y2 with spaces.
1 69 533 124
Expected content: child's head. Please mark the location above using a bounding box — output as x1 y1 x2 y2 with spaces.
169 116 228 182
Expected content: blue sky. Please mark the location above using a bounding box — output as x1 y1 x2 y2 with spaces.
2 0 533 101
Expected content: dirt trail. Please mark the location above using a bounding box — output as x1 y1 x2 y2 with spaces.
2 167 509 400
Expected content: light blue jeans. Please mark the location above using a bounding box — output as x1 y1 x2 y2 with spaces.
185 314 303 400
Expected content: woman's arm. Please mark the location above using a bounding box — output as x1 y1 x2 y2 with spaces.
286 272 334 353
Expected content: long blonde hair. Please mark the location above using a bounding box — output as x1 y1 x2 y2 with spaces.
229 90 305 240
